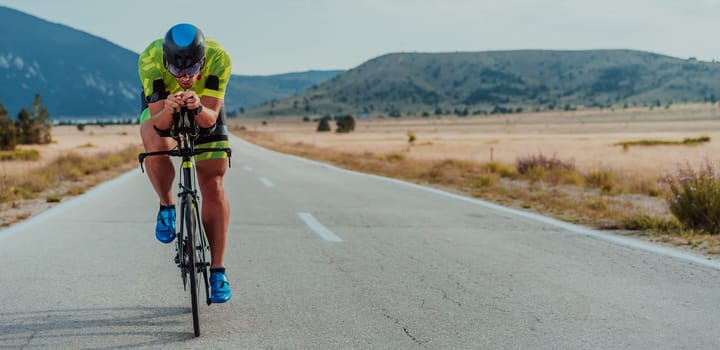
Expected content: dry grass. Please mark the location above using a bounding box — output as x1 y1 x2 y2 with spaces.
0 149 41 161
232 103 720 258
239 106 720 182
0 125 142 227
1 125 140 176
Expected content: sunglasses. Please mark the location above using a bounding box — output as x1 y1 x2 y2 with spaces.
168 61 202 78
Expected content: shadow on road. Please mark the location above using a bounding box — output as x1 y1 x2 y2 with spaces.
0 306 195 349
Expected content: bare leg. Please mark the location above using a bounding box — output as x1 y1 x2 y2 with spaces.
196 158 230 268
140 121 175 205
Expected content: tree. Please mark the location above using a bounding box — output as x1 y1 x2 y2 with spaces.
14 94 52 145
336 115 355 133
0 101 17 150
32 94 52 144
16 108 34 144
317 117 331 132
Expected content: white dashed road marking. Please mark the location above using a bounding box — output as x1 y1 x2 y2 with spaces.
260 177 274 187
298 212 342 242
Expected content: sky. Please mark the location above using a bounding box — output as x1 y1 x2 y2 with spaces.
1 0 719 75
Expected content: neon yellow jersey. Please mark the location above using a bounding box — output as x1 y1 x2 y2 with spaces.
138 37 232 102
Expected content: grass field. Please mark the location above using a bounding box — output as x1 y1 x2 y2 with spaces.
236 104 720 180
232 103 720 257
0 125 142 227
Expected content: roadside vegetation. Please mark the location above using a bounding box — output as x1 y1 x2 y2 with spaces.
0 148 40 161
615 135 711 149
0 146 141 206
235 129 720 257
0 143 141 227
0 95 143 227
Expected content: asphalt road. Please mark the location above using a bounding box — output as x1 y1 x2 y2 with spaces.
1 135 719 349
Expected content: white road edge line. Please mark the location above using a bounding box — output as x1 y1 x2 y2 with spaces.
231 135 720 270
298 212 343 242
260 177 274 187
243 165 253 172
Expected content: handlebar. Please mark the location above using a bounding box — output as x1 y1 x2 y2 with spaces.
171 106 200 140
138 106 231 172
138 147 232 172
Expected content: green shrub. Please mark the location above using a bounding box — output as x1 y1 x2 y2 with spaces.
336 115 356 133
523 166 546 183
473 174 497 187
0 149 40 161
386 153 405 162
620 214 681 232
682 136 711 145
585 170 615 193
482 161 517 178
559 171 583 186
585 198 608 211
317 118 331 132
11 186 34 199
615 135 710 148
516 153 574 175
664 160 720 233
407 131 416 144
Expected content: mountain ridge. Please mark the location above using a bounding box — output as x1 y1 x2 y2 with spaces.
247 49 720 117
0 6 341 119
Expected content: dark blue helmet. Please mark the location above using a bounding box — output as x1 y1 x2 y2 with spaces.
162 23 205 69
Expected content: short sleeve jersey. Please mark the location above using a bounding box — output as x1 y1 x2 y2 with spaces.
138 37 232 103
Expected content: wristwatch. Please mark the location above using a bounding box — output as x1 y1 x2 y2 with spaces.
194 105 203 115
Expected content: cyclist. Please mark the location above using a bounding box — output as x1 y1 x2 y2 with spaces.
138 23 232 303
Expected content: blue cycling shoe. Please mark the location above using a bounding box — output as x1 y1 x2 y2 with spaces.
210 271 231 303
155 204 176 244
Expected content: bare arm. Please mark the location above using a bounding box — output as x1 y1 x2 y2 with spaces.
177 91 223 129
196 95 223 128
149 94 184 130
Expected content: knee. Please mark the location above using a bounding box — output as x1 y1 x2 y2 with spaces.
200 176 225 198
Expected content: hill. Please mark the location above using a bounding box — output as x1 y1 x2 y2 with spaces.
0 6 139 118
0 6 341 119
247 50 720 117
225 70 343 114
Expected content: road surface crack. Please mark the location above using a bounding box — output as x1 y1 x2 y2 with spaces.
382 311 427 348
441 288 463 308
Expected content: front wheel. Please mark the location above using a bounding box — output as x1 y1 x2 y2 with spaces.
184 198 200 337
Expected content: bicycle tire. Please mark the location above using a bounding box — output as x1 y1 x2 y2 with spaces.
193 202 211 306
185 197 201 337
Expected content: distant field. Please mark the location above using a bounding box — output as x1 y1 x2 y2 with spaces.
0 124 142 227
236 103 720 182
1 125 141 177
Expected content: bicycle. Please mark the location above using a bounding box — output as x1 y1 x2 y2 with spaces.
138 106 231 337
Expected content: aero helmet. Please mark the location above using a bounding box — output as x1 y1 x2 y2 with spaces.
162 23 206 69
